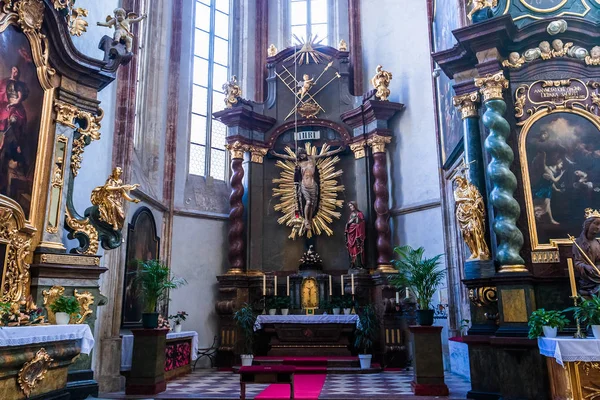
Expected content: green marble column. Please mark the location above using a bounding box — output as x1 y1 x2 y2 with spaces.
475 72 526 272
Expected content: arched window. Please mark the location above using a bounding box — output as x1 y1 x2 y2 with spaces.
290 0 329 45
190 0 231 181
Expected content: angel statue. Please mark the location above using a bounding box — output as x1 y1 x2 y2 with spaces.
371 65 392 101
90 167 140 231
454 175 490 260
97 8 147 53
271 145 343 232
467 0 498 21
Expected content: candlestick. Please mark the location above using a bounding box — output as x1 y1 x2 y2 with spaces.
341 275 344 295
351 274 355 295
396 291 400 303
405 287 409 299
263 274 266 296
571 295 586 339
287 276 290 296
329 275 332 296
274 275 277 296
567 258 578 298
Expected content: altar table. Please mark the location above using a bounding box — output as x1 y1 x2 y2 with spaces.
254 315 359 356
538 337 600 399
121 330 198 379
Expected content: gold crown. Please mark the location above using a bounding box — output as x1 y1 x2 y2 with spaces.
584 208 600 219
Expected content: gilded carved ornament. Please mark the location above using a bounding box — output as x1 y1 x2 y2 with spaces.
0 202 32 303
474 71 508 102
468 286 498 307
42 285 64 324
366 134 391 153
453 91 480 119
90 167 140 231
65 208 99 255
338 39 348 51
43 285 94 324
267 43 277 57
222 75 242 108
502 39 596 69
371 65 392 101
225 141 249 159
349 140 367 159
52 0 88 36
18 348 53 398
248 146 268 164
40 253 100 266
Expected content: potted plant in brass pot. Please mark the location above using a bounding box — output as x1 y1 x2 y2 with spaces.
391 245 445 326
50 296 81 325
528 309 570 339
354 304 380 369
135 259 186 329
234 303 257 366
567 295 600 338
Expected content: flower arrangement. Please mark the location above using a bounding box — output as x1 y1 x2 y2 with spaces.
0 296 45 327
168 311 188 325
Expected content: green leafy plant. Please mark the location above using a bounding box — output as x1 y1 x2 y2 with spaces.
134 259 187 313
354 305 380 354
329 297 342 309
528 309 570 339
265 296 277 309
341 295 354 309
390 245 445 310
233 303 256 354
168 311 188 325
565 295 600 329
49 296 81 315
277 296 291 309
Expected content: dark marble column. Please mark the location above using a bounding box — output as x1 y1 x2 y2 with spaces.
225 141 248 275
367 134 394 273
475 71 525 273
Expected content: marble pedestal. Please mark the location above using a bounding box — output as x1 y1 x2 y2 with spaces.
409 325 449 396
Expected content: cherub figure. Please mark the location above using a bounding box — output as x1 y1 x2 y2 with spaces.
467 0 498 21
298 74 315 101
97 8 147 53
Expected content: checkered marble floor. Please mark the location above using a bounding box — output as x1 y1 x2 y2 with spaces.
98 369 471 399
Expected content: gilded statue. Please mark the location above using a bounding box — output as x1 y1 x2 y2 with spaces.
223 75 242 108
90 167 140 231
466 0 498 21
454 176 490 260
268 43 277 57
345 201 366 269
97 8 147 53
338 39 348 51
571 208 600 296
371 65 392 101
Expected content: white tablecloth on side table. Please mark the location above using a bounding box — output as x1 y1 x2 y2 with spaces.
120 330 198 371
538 337 600 366
254 314 359 331
0 324 95 354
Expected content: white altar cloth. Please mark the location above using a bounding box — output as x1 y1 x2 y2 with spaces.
0 324 94 354
120 330 198 371
254 314 359 331
538 337 600 366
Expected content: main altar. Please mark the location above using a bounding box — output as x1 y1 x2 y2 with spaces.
214 38 414 368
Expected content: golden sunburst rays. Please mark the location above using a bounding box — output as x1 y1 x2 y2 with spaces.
284 34 331 65
272 143 344 239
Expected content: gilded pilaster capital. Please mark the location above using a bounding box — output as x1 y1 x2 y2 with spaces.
248 146 268 163
349 140 367 159
474 71 509 102
468 286 498 307
225 141 249 159
453 91 480 119
54 100 79 128
366 134 392 154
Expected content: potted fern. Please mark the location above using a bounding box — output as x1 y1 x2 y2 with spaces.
134 259 186 329
341 295 354 315
528 309 570 339
50 296 81 325
566 295 600 338
354 304 380 369
278 296 291 315
391 245 445 326
233 303 256 366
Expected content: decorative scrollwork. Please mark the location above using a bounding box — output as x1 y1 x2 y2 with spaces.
42 285 64 324
65 208 99 255
0 201 31 303
503 39 594 70
52 0 89 36
73 289 93 324
69 107 103 176
469 286 498 307
18 348 53 398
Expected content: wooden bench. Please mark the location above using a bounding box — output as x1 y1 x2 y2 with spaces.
238 365 296 400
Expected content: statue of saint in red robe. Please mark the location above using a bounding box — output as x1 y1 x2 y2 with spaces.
345 201 366 269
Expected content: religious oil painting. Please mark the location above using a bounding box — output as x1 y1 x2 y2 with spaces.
432 0 464 163
524 112 600 246
122 208 160 328
0 26 44 218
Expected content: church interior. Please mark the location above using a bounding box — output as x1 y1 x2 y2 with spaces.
2 0 600 399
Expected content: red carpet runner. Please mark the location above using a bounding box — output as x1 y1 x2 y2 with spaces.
255 374 326 399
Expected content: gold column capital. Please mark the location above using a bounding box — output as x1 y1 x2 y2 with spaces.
248 145 268 163
367 134 392 154
225 141 249 159
349 140 367 159
453 91 480 119
474 71 509 102
54 100 79 128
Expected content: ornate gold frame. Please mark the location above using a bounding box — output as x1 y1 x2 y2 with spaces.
518 106 600 250
18 347 53 398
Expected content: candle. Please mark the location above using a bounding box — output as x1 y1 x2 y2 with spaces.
329 275 333 296
341 275 344 294
263 274 266 296
567 258 578 297
396 291 400 303
351 274 355 295
274 275 277 296
287 276 290 296
405 287 409 299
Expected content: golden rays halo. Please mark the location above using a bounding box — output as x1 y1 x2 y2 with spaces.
272 143 344 239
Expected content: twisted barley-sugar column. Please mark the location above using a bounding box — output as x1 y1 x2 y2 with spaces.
226 141 248 274
475 72 526 272
367 134 395 273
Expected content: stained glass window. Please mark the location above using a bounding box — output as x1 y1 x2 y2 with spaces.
190 0 230 180
290 0 328 45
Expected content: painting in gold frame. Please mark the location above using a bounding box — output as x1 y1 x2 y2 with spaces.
520 109 600 250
